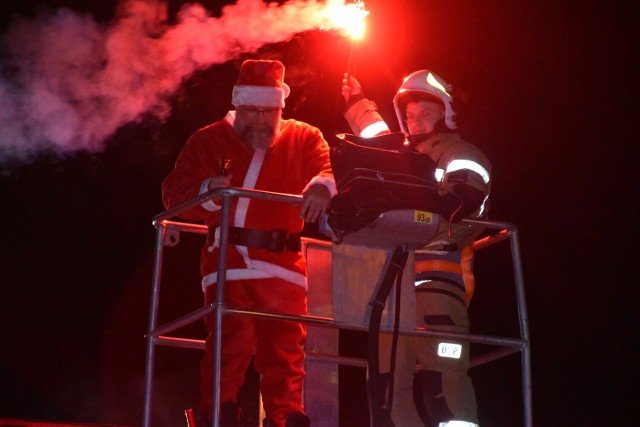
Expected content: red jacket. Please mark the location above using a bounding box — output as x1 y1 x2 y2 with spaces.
162 112 336 290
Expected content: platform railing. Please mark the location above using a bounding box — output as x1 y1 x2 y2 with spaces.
143 187 532 427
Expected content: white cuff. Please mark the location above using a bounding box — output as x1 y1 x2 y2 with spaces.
199 178 221 212
304 175 338 198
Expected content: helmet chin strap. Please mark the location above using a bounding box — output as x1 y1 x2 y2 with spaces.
407 132 432 147
407 120 452 147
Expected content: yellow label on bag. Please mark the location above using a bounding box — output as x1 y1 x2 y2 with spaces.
414 210 433 224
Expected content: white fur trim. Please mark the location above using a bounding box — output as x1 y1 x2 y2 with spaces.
199 178 221 212
235 149 266 268
201 262 307 291
236 148 265 227
250 260 307 288
232 84 290 108
202 269 273 291
304 175 338 198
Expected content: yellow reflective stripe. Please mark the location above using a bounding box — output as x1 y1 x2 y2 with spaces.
427 72 451 97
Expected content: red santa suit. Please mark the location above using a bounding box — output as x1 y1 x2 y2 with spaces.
162 111 336 426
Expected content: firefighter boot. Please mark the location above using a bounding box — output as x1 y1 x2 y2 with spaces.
416 370 454 426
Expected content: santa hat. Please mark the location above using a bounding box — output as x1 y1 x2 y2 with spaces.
231 60 291 108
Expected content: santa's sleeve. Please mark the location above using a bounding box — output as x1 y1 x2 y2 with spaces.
161 130 221 221
300 125 337 197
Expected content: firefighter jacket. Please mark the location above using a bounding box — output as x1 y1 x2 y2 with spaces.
344 98 491 303
162 111 336 291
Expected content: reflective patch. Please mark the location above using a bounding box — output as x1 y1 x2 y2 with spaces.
437 342 462 359
438 421 479 427
446 159 490 184
360 120 390 138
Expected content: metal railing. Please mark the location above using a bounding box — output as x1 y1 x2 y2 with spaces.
142 187 532 427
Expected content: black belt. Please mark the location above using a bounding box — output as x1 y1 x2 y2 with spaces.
210 226 301 252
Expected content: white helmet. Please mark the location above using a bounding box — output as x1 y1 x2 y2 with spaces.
393 70 457 134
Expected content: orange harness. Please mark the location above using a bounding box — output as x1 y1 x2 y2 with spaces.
415 243 475 306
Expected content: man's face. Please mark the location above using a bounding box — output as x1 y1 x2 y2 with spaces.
234 105 282 149
404 101 445 137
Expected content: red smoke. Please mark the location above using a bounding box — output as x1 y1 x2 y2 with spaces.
0 0 361 168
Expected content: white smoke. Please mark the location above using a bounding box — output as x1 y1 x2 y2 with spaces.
0 0 355 167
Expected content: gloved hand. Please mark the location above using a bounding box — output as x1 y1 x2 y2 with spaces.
341 73 363 103
439 183 486 222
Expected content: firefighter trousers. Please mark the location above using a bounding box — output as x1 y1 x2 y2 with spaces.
378 280 478 427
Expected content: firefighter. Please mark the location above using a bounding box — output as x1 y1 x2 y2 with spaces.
341 70 491 427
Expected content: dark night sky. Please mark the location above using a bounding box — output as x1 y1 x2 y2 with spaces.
1 0 638 426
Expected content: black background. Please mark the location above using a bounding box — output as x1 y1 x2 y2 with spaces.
1 0 638 426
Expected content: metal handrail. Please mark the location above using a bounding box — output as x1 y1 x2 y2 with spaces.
143 187 532 427
152 187 302 226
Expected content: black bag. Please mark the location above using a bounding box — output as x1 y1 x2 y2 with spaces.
328 133 441 237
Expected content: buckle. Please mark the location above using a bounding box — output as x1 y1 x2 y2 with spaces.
268 229 289 252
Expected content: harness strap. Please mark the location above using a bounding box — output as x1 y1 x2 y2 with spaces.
460 243 475 305
415 259 463 275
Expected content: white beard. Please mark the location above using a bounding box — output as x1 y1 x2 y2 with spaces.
234 113 281 149
242 125 278 149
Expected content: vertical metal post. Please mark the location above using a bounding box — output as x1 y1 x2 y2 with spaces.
211 190 232 427
509 228 533 427
143 224 167 427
